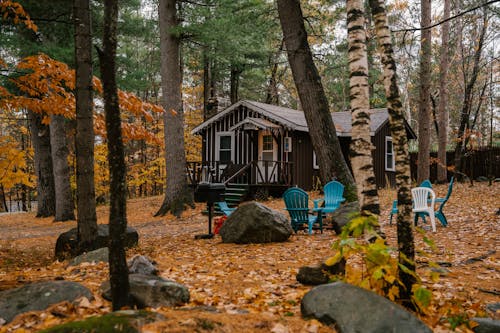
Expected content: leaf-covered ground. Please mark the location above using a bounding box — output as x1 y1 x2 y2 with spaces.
0 182 498 332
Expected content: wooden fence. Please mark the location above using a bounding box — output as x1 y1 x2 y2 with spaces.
410 147 500 182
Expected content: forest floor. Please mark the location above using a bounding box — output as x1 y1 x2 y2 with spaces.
0 182 499 332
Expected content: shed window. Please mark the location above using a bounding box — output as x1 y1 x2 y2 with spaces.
385 136 395 171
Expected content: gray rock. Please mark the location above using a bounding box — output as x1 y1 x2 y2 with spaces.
69 247 109 266
297 260 346 286
219 201 293 244
55 224 139 261
330 201 360 234
0 281 94 324
128 255 158 275
39 310 165 333
486 302 500 313
301 282 432 333
472 318 500 333
101 273 189 308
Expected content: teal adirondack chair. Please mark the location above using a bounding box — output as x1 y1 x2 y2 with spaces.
283 187 323 234
313 180 346 214
390 177 454 227
216 201 236 216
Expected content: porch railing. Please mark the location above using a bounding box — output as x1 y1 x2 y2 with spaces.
186 160 293 186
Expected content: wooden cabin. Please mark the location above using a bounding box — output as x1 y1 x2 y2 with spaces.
188 100 416 197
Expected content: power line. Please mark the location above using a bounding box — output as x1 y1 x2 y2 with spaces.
392 0 499 33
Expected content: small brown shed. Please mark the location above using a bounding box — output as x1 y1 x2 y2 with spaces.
189 100 416 192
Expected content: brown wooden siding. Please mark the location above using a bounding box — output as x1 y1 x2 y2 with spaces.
372 124 395 188
197 104 403 189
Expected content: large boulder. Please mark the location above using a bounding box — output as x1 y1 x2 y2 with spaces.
69 247 109 266
472 318 500 333
55 224 139 261
219 201 293 244
101 274 189 308
330 201 359 234
0 281 93 324
301 282 432 333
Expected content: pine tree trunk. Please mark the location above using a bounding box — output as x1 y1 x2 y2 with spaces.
436 0 450 183
74 0 97 246
230 65 241 104
369 0 416 306
50 115 75 221
156 0 193 217
28 110 55 218
99 0 132 311
417 0 431 183
347 0 379 215
453 14 487 177
276 0 356 201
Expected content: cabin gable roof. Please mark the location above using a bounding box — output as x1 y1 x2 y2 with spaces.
191 99 416 139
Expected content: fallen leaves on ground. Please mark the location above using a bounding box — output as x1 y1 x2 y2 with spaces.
0 182 498 332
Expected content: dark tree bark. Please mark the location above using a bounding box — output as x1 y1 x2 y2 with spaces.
50 115 75 221
437 0 450 183
369 0 416 306
28 110 55 217
276 0 356 201
453 14 487 177
74 0 97 246
347 0 380 215
156 0 194 217
417 0 431 183
265 40 284 105
230 65 242 105
98 0 133 311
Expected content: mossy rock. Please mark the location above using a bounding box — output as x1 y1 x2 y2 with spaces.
39 310 164 333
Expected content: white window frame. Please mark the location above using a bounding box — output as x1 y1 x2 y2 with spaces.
313 151 319 169
284 137 292 153
385 136 395 171
215 132 234 163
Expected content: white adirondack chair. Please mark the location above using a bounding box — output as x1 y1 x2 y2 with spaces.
411 187 436 232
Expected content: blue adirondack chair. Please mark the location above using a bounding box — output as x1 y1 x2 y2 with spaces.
216 201 236 216
389 177 454 227
313 180 346 214
283 187 323 234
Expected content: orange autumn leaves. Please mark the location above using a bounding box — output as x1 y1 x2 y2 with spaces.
3 53 164 144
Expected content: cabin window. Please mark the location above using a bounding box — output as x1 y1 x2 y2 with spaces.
313 151 319 169
216 132 234 163
262 135 274 161
284 137 292 152
385 136 395 171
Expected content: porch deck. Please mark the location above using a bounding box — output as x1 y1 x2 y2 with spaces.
186 160 294 189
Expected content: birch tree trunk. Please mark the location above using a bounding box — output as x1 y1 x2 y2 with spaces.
276 0 356 201
98 0 132 311
50 115 75 221
347 0 379 215
369 0 416 306
436 0 450 183
417 0 431 183
156 0 194 217
74 0 97 246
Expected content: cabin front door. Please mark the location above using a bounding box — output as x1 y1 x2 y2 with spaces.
258 131 277 183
